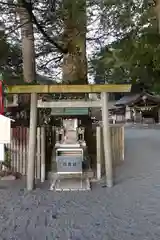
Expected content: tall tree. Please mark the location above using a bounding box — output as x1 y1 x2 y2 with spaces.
18 0 37 190
62 0 87 84
0 0 101 79
154 0 160 33
91 1 160 93
18 0 35 82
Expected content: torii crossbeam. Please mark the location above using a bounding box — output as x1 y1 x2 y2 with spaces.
7 84 131 94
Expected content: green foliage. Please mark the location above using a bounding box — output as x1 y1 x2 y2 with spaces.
4 148 11 169
0 37 22 79
0 37 56 85
92 27 160 89
91 0 160 93
0 38 9 63
0 0 159 87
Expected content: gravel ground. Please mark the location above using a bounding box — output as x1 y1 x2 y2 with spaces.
0 128 160 240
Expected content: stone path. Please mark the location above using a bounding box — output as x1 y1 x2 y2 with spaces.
0 128 160 239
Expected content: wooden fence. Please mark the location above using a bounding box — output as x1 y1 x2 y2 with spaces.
96 125 124 179
5 125 124 181
110 125 124 166
6 127 46 179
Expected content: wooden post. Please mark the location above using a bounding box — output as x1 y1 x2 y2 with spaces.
41 127 45 182
27 93 37 190
36 127 41 179
101 92 113 187
122 126 124 161
96 126 102 180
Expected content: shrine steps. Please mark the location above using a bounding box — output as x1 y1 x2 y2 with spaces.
49 171 93 191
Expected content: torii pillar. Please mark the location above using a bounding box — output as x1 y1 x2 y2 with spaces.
101 92 113 187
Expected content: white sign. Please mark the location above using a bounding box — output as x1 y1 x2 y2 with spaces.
0 143 4 162
0 115 14 144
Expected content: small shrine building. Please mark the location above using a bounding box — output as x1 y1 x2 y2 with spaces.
114 91 160 123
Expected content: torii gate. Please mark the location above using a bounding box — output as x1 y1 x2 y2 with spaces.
5 84 131 190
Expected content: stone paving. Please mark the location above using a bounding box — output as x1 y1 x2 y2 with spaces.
0 127 160 239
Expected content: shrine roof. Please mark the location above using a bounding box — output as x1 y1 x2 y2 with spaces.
115 92 160 106
115 94 141 106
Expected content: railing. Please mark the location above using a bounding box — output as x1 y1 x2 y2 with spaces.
110 125 124 166
6 127 45 179
96 125 124 179
5 125 124 181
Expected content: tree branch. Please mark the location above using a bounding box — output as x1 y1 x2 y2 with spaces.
0 0 68 54
20 0 68 54
39 55 63 68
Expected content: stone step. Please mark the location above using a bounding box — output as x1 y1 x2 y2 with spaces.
48 169 94 181
54 176 91 192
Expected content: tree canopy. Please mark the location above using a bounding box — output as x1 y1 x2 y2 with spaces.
91 0 160 92
0 0 159 90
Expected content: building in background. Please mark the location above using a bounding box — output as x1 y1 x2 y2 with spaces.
114 91 160 123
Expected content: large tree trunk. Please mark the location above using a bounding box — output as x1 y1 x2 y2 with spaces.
62 0 87 84
17 2 36 104
18 3 35 82
154 0 160 33
18 1 37 190
62 0 95 167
